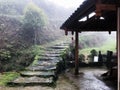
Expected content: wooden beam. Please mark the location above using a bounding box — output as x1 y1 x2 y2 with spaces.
95 4 116 16
65 28 116 32
96 4 116 11
75 31 79 75
60 0 95 30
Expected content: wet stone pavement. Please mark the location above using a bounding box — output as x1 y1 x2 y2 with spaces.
66 67 117 90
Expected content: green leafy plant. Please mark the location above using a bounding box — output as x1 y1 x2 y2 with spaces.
89 49 98 62
0 49 11 60
79 54 85 62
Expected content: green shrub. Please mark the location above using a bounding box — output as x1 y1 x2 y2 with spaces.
0 49 11 60
79 54 85 62
0 45 44 72
89 49 98 62
90 49 98 56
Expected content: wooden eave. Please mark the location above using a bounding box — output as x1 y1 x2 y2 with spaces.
60 0 117 32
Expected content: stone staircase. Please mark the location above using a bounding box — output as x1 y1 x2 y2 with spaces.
8 42 70 86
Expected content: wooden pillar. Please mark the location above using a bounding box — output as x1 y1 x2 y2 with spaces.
117 3 120 87
118 3 120 63
75 31 79 75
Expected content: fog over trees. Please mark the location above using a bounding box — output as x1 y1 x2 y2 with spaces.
0 0 116 72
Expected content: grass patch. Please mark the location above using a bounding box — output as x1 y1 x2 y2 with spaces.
31 55 41 65
0 72 19 86
26 45 45 66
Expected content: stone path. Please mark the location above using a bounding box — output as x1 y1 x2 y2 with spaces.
8 42 70 86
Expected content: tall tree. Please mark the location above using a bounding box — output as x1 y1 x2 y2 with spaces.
23 2 48 45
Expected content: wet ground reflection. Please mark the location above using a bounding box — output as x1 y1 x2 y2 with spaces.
66 67 117 90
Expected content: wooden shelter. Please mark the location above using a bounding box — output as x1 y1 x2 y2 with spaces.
60 0 119 75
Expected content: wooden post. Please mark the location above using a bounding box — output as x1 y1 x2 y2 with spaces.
75 31 79 75
118 3 120 63
117 3 120 88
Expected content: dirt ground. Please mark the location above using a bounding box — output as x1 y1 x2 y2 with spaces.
0 67 117 90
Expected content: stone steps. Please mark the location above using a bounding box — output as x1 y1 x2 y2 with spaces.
35 61 57 66
49 45 68 49
44 52 61 55
26 65 56 71
55 43 70 46
8 76 53 86
38 58 62 63
8 42 70 86
39 54 59 57
20 71 55 77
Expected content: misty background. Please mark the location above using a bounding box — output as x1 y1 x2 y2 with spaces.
0 0 116 71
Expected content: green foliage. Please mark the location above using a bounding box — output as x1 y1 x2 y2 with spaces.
60 48 70 60
34 55 40 60
0 72 19 86
79 38 116 55
89 49 98 61
32 55 41 65
79 34 107 49
0 45 44 72
21 45 44 66
79 54 85 62
23 2 48 28
0 49 11 60
90 49 98 56
28 45 44 55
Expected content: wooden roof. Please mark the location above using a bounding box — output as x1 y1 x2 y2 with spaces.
60 0 117 32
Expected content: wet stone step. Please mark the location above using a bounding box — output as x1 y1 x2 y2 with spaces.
49 46 68 49
54 45 69 47
26 65 56 71
61 42 70 45
54 43 70 46
40 51 61 55
39 54 60 57
38 57 62 61
44 48 65 52
42 49 53 51
8 76 53 86
39 57 55 61
44 51 61 54
35 61 57 66
55 44 69 46
20 71 55 77
38 59 60 63
50 49 66 53
49 47 66 50
44 51 63 55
